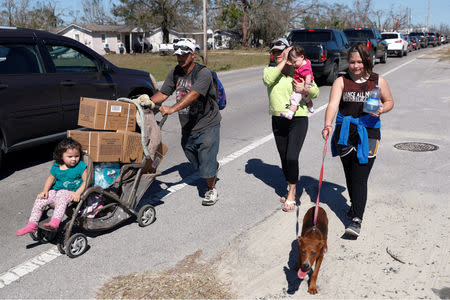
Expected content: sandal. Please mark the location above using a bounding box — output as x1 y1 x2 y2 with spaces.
280 196 287 203
282 200 296 212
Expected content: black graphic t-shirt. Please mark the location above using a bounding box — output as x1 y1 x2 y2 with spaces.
333 72 381 147
160 65 221 134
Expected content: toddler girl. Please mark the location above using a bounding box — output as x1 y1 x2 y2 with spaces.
281 45 316 119
16 137 87 235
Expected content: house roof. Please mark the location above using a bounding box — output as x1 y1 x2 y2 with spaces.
57 23 146 34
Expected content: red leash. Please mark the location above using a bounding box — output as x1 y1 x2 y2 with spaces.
313 135 328 227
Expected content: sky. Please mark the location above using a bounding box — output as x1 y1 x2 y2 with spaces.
52 0 449 28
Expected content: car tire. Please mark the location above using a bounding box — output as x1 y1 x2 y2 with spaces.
380 51 387 64
404 48 408 56
326 62 338 85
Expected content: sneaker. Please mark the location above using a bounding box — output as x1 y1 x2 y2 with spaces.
345 217 362 237
202 188 218 206
308 107 315 113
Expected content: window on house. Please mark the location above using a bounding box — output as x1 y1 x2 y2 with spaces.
117 34 121 42
101 34 106 43
75 34 79 41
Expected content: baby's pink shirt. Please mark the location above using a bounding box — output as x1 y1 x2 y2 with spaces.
293 59 314 83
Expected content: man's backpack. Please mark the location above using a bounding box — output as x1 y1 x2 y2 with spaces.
173 63 226 110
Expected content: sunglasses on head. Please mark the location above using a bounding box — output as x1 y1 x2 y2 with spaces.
271 41 287 47
174 45 192 52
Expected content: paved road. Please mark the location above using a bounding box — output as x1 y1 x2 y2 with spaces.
0 45 449 298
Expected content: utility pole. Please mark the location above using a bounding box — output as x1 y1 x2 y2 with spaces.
202 0 207 65
426 0 430 31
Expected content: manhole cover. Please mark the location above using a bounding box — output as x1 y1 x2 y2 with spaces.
394 142 439 152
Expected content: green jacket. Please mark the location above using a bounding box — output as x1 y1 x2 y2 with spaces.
263 66 319 117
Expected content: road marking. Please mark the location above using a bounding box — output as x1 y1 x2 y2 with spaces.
1 56 422 289
0 248 61 288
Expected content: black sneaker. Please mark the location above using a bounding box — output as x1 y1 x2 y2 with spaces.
345 217 362 237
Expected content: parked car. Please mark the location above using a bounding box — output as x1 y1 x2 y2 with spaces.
409 32 428 48
381 32 409 57
343 27 388 66
426 32 438 47
406 36 419 50
0 27 158 167
287 28 350 85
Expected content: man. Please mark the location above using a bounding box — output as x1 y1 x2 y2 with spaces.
150 40 221 206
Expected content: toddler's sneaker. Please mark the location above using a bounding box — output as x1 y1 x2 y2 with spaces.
280 112 293 120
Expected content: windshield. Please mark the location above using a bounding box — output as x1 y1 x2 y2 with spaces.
382 33 399 40
344 29 374 39
290 31 332 43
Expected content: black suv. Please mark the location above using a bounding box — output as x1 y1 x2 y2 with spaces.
287 29 350 85
0 27 158 166
343 28 388 66
409 32 428 48
426 32 438 47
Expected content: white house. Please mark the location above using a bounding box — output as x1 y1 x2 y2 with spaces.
57 24 156 55
57 24 239 55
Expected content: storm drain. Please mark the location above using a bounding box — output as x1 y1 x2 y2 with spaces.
394 142 439 152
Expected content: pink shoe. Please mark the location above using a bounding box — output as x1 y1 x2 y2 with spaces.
16 222 37 236
42 218 60 232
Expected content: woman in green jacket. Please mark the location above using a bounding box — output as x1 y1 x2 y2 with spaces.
263 38 319 212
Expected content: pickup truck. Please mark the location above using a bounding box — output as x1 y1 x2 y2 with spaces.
159 38 200 55
343 27 388 66
287 28 350 85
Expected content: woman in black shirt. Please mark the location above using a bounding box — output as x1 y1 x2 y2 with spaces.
322 43 394 237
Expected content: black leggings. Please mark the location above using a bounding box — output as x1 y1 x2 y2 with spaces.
272 116 308 184
340 150 375 220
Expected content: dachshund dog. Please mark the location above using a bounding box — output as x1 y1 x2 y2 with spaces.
297 206 328 294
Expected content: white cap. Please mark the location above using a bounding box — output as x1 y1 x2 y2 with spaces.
173 40 196 55
270 37 289 51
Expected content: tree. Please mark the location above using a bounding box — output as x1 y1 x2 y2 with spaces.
80 0 116 25
0 0 63 30
113 0 200 43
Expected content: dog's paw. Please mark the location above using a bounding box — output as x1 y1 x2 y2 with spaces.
308 286 318 294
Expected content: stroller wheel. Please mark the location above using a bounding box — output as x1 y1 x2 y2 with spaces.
29 228 57 243
57 241 66 255
65 233 88 258
137 205 156 227
29 230 42 241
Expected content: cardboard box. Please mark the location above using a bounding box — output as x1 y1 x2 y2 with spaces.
67 130 123 162
78 97 136 131
118 130 144 163
142 143 168 174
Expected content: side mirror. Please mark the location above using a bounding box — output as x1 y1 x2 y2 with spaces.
99 61 112 73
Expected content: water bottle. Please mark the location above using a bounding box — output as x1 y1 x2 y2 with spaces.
363 85 381 114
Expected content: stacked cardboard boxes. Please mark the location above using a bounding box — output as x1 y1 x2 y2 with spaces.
68 97 161 166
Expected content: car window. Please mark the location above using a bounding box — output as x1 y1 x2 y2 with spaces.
0 44 43 74
382 33 399 39
290 31 332 43
46 44 98 73
344 29 375 39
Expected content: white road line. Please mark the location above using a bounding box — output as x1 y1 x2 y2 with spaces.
0 248 61 288
1 56 422 289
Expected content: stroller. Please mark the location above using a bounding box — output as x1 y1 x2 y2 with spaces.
29 98 167 258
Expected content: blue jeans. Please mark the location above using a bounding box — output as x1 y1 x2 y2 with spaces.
181 124 220 179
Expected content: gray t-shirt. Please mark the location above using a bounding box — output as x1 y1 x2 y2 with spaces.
159 64 221 134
